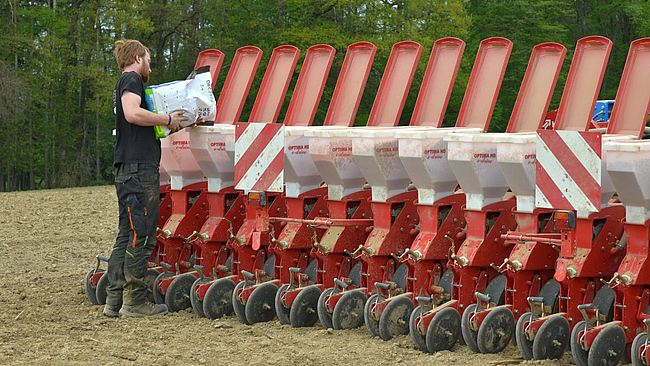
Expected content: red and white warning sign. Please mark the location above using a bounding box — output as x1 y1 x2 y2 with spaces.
535 130 601 212
234 122 284 192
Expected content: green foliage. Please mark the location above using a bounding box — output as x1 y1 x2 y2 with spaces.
0 0 647 191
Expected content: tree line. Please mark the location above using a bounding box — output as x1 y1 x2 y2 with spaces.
1 0 648 191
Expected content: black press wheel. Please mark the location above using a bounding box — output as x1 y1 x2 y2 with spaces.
532 314 570 360
317 287 335 330
152 272 174 305
570 320 589 366
425 307 461 353
203 277 235 319
476 306 515 354
144 268 161 303
274 284 291 325
190 277 210 318
290 285 322 328
165 272 197 312
410 305 432 353
587 324 626 366
95 271 110 305
631 332 648 366
515 312 534 360
245 281 278 324
331 290 367 330
378 296 414 341
461 304 481 353
232 280 250 325
364 293 385 337
84 269 104 305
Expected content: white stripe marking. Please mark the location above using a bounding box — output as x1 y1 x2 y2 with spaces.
537 136 599 212
236 126 284 190
556 130 600 183
535 185 552 209
235 123 267 164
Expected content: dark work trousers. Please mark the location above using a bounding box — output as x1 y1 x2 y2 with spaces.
106 163 160 307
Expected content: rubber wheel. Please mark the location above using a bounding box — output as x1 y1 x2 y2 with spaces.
317 288 334 329
410 305 432 352
331 290 366 330
144 268 161 303
364 294 385 337
203 277 235 320
84 269 104 305
438 269 453 296
190 277 209 318
290 285 322 328
593 286 616 323
379 296 414 341
224 253 233 273
461 304 481 353
165 272 197 312
537 278 560 313
392 263 408 291
631 332 647 366
305 259 317 282
274 284 291 325
484 275 507 305
232 280 250 324
245 281 278 324
570 320 589 366
152 272 173 305
588 324 626 366
262 255 275 279
515 312 534 360
476 306 515 354
426 307 461 353
95 271 110 305
532 314 570 360
349 262 361 287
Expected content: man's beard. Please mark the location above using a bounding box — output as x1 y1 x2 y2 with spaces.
139 63 150 83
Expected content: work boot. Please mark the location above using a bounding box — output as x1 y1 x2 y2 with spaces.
103 304 120 318
119 302 168 317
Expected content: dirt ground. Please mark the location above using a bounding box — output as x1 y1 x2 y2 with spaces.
0 185 614 365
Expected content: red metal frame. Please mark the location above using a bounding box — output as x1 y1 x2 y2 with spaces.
214 46 263 124
410 37 465 128
367 41 423 127
552 38 650 363
456 37 513 131
554 36 613 131
323 42 377 127
248 45 300 123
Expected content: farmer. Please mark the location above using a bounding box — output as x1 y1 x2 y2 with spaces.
104 39 187 317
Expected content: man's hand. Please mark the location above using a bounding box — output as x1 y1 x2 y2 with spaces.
169 111 189 133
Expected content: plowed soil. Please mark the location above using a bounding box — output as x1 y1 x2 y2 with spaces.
0 186 606 365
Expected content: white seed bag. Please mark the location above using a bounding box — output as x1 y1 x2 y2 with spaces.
145 66 216 138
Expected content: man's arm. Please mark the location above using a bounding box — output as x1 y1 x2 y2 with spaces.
122 90 186 131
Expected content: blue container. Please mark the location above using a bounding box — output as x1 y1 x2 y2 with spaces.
592 100 615 122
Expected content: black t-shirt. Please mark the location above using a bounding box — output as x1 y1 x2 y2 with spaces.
113 71 161 167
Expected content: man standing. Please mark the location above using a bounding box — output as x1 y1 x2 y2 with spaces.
104 39 188 317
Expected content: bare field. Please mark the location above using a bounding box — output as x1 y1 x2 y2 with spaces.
0 186 587 365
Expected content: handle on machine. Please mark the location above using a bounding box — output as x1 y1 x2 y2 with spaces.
416 296 432 304
476 292 491 304
527 296 546 318
198 232 210 242
398 249 422 261
334 278 350 291
375 282 391 290
178 230 199 242
193 264 206 281
160 261 173 275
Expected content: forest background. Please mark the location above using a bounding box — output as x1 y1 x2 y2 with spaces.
1 0 649 191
